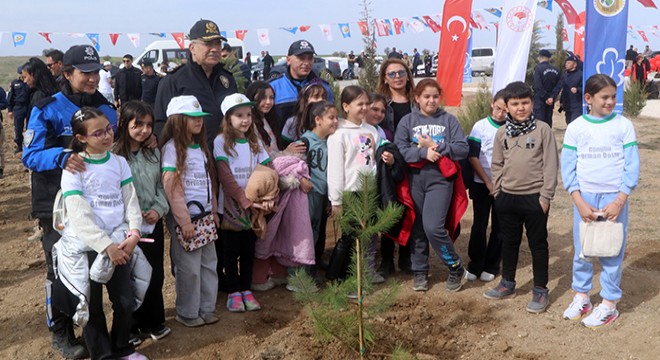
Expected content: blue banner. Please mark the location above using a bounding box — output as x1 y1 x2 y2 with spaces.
12 32 26 47
463 29 473 83
583 0 629 114
86 33 100 52
338 23 351 38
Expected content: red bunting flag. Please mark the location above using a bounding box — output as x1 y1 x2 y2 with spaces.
299 26 311 32
436 0 473 106
638 30 649 42
357 21 369 36
171 33 185 49
628 25 633 30
39 32 52 43
423 15 442 33
653 25 659 30
637 0 657 8
573 12 585 58
109 33 119 46
546 25 551 31
235 30 247 41
393 18 405 34
554 0 579 25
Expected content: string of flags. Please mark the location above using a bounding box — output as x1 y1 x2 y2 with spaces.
0 0 657 50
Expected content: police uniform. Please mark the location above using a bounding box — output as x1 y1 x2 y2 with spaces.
551 66 583 125
8 77 30 149
532 61 559 127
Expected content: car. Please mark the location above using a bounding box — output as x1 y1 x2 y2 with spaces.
416 54 438 77
471 47 495 75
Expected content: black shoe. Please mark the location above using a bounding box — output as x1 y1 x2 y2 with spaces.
0 168 3 179
377 261 395 275
398 261 412 274
52 330 88 359
129 333 143 347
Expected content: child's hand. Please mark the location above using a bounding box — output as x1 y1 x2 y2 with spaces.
539 198 550 214
426 149 441 163
118 232 139 256
300 178 313 193
602 196 626 221
65 153 86 174
180 223 195 240
381 151 394 165
485 180 494 196
106 244 129 266
285 141 306 154
417 134 436 149
575 199 599 222
144 134 158 149
143 210 160 224
331 205 342 218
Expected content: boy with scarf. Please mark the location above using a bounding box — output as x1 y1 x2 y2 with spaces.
483 82 558 314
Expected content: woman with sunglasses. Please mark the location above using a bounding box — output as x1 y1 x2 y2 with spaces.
375 58 416 277
22 45 117 360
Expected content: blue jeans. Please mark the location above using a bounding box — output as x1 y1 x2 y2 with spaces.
571 192 628 301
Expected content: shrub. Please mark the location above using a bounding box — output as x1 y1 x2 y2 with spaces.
624 81 648 117
457 81 493 134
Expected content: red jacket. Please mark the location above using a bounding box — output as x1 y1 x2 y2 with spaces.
391 157 468 246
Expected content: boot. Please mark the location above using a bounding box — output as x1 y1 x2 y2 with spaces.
51 325 88 359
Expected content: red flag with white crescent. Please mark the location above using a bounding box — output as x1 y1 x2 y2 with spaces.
436 0 473 106
357 21 369 36
109 33 119 46
573 12 585 58
299 26 311 32
171 33 185 49
554 0 579 25
235 30 247 41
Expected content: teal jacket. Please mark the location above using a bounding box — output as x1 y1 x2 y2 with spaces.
126 148 169 218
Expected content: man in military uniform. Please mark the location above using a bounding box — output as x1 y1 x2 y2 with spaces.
532 49 559 128
8 67 31 153
551 54 583 125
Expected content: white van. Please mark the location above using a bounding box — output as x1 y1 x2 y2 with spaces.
135 39 245 71
471 47 495 75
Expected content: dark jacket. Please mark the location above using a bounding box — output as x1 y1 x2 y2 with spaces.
8 79 30 111
533 61 560 101
153 58 237 144
0 86 7 121
551 68 583 111
376 143 407 241
263 54 275 70
625 48 638 61
114 66 143 102
141 73 161 106
22 90 116 218
631 62 648 84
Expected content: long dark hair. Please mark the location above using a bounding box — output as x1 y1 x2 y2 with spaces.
245 81 274 147
21 57 58 96
69 107 108 153
304 101 336 131
113 101 158 162
293 84 328 138
340 85 368 117
584 74 616 97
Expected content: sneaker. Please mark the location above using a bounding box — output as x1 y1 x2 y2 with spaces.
52 330 88 359
527 286 550 313
147 326 171 340
412 273 428 291
581 303 619 329
446 266 465 292
175 314 205 327
271 277 288 286
563 294 593 321
128 333 142 347
201 313 219 324
242 290 262 311
227 292 246 312
252 279 276 292
483 279 516 300
479 272 496 282
371 272 385 284
119 352 150 360
464 270 478 281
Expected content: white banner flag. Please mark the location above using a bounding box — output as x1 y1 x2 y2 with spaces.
0 32 3 47
319 24 333 41
256 28 270 46
492 0 538 94
406 18 426 33
127 33 140 48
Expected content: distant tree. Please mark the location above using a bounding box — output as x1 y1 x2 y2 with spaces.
552 14 567 72
525 21 547 86
357 0 379 92
102 55 112 62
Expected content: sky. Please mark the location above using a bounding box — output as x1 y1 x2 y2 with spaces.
1 0 659 58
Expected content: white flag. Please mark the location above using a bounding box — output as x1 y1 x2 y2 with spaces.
319 24 333 41
0 32 3 47
492 0 538 94
68 33 85 38
406 18 426 33
127 33 140 48
256 29 270 46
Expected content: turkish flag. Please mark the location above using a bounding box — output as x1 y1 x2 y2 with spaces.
436 0 473 106
393 18 405 34
109 33 119 46
423 16 442 33
554 0 579 25
573 11 585 58
357 21 369 36
562 28 569 42
299 26 311 32
637 0 657 8
235 30 247 41
171 33 185 49
638 30 649 42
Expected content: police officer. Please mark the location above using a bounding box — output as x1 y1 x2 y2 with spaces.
8 67 31 153
532 49 560 128
22 44 116 359
154 19 237 144
551 54 583 125
140 61 161 107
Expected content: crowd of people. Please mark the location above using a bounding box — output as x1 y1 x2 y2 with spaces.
0 17 642 360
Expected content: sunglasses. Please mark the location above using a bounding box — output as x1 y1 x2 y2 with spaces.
123 59 132 63
85 125 114 139
386 70 408 79
46 63 54 68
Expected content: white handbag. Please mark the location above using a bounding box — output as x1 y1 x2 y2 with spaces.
579 220 624 258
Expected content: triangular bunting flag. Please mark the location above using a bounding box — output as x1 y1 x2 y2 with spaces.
109 33 119 46
39 32 52 44
338 23 351 38
235 30 247 41
171 33 185 49
86 33 100 51
637 0 657 8
319 24 333 41
127 33 140 48
393 18 405 34
281 27 298 34
299 26 311 32
357 21 370 36
638 30 649 42
12 32 26 47
256 29 270 46
406 18 426 33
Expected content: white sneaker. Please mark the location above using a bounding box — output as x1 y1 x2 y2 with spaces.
479 272 496 282
271 277 288 286
464 270 478 281
563 294 593 320
581 303 619 329
252 279 275 292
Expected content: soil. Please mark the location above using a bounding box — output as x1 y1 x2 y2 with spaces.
1 111 659 360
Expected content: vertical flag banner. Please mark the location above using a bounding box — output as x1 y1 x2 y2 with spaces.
584 0 629 114
86 33 100 52
256 29 270 46
171 32 185 49
338 23 351 38
39 32 52 43
319 24 333 41
492 0 538 94
393 18 405 34
554 0 579 25
423 15 443 33
464 29 474 83
12 32 27 47
573 11 586 58
127 33 140 48
235 30 247 41
357 21 370 36
436 0 474 106
109 33 119 46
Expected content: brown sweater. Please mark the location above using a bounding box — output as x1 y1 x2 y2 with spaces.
491 121 558 202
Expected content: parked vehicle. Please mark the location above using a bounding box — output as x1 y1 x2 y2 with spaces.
135 39 245 71
471 47 495 75
416 54 438 77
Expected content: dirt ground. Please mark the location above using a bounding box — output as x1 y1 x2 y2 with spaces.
1 110 659 360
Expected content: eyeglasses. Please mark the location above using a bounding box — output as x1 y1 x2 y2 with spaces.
386 70 408 79
123 60 132 63
85 125 114 139
46 63 54 68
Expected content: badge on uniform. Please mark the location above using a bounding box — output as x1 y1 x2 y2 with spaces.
24 129 34 148
219 75 229 89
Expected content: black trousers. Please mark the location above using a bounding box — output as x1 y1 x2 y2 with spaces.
565 109 582 125
39 217 73 335
214 216 228 292
132 219 165 332
533 101 554 128
467 182 502 276
494 192 549 288
222 229 256 293
84 252 135 360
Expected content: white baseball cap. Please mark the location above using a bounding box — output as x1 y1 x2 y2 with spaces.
166 95 211 117
221 93 255 115
103 61 112 66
